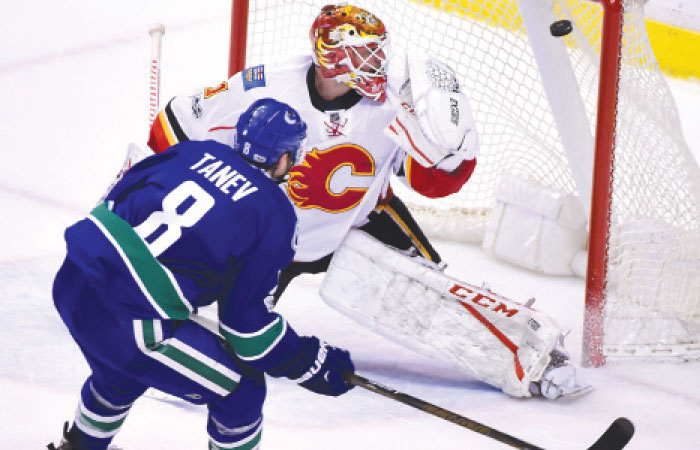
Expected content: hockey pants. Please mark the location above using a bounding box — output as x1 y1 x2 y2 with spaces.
53 258 265 449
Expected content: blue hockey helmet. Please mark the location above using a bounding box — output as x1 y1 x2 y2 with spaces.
234 98 308 169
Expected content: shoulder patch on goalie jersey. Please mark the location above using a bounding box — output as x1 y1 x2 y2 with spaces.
242 65 266 91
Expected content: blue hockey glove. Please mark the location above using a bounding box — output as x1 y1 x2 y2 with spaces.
294 336 355 397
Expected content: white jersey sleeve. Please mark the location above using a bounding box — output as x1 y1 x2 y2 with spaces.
148 57 311 152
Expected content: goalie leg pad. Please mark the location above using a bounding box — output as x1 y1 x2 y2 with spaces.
320 230 565 397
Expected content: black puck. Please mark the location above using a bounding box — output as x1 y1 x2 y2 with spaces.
550 19 573 37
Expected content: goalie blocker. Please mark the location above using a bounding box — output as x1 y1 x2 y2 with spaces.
320 230 588 399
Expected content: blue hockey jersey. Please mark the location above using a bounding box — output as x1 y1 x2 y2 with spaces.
63 140 302 373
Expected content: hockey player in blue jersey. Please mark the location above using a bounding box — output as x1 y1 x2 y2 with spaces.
48 98 355 450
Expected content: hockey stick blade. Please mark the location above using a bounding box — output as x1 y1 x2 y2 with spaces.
587 417 635 450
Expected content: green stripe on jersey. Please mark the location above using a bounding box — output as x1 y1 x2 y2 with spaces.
90 203 191 319
220 315 286 361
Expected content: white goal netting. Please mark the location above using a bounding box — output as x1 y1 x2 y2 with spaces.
239 0 700 361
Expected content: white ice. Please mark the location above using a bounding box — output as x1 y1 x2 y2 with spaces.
1 1 699 449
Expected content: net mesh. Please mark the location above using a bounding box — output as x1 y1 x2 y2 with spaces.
241 0 700 360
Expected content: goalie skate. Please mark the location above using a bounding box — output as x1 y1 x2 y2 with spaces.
529 337 593 400
532 365 594 400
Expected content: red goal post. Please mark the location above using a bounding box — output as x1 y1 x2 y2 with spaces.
227 0 700 367
584 0 623 368
229 0 249 78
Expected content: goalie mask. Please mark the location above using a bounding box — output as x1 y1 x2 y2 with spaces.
310 4 389 102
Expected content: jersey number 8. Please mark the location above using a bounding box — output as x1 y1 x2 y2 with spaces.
134 180 215 256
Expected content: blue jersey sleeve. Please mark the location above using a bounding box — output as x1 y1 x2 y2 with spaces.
215 215 303 374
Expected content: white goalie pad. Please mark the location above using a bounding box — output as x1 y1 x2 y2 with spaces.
483 174 588 276
319 230 565 398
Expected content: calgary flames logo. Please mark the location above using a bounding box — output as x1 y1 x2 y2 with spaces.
287 144 375 213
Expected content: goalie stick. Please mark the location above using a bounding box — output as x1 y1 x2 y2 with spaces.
345 373 635 450
96 24 164 204
148 23 165 126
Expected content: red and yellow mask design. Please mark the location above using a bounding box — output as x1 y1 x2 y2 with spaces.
309 5 389 102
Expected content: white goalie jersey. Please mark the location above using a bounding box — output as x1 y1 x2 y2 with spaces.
148 55 478 263
151 56 397 262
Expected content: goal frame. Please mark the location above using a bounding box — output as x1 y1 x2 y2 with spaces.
583 0 623 368
227 0 626 367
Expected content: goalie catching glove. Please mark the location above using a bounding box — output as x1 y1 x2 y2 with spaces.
386 53 479 171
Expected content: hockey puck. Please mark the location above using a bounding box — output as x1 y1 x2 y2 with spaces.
550 19 573 37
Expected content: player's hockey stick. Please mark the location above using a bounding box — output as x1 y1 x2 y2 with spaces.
345 373 635 450
190 315 634 448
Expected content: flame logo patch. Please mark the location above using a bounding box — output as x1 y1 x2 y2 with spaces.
287 144 375 213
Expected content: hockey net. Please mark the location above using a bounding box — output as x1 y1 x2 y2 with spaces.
231 0 700 364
